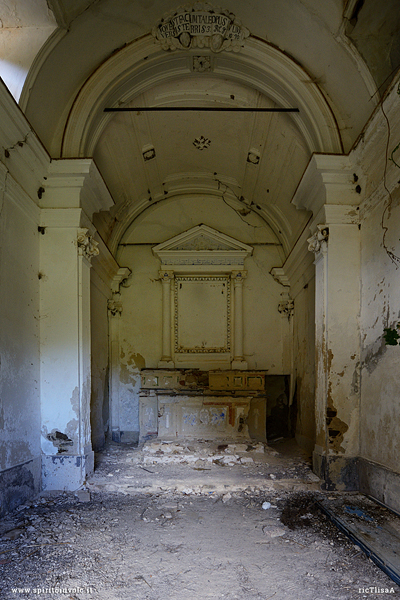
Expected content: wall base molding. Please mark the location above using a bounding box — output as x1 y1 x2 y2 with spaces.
42 451 94 491
313 451 400 512
0 457 41 517
313 451 359 491
359 457 400 514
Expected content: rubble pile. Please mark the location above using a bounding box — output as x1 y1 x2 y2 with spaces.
138 440 270 467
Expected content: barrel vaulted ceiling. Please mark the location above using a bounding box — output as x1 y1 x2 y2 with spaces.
1 0 400 256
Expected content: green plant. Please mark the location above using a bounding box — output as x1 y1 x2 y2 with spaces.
383 325 400 345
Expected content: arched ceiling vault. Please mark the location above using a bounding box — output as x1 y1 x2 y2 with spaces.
59 35 342 254
3 1 399 258
61 36 342 158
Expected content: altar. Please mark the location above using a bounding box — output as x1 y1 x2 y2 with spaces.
138 226 267 441
139 369 268 441
108 223 288 445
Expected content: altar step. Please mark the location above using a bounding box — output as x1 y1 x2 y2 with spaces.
87 438 322 497
87 474 322 497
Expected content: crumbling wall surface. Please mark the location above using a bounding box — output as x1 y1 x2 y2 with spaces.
359 190 400 509
0 176 41 516
90 279 110 451
292 279 316 455
114 197 288 439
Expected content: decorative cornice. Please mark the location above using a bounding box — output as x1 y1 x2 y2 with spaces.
110 267 132 294
292 154 359 221
270 267 290 287
91 234 121 297
43 159 114 219
153 224 253 269
270 222 315 298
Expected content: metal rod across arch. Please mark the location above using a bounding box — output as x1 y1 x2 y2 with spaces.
104 107 299 112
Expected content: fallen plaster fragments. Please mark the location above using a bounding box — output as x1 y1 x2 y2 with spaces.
1 489 398 600
86 439 321 498
140 440 266 467
0 442 399 598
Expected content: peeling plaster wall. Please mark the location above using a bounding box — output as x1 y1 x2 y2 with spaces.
360 195 400 476
39 223 94 491
292 279 316 455
90 278 110 451
0 175 41 515
114 197 288 439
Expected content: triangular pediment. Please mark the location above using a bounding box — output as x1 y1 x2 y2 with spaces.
153 225 253 253
152 225 253 269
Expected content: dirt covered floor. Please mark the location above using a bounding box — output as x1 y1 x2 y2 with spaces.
1 440 399 600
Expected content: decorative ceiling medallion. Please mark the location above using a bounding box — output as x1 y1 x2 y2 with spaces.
142 144 156 161
247 149 260 164
193 136 211 150
152 3 250 53
192 55 212 72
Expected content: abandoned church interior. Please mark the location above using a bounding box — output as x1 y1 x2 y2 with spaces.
1 0 400 567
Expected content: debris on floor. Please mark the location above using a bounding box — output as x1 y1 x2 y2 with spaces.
1 441 399 599
87 439 321 496
1 489 398 600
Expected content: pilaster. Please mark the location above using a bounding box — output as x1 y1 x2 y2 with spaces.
310 220 361 489
231 270 248 370
108 267 132 443
295 155 361 490
158 270 175 368
39 159 114 490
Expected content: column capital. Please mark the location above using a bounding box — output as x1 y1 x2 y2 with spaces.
108 297 123 317
77 228 99 261
231 270 247 282
278 292 294 318
307 224 329 254
159 270 174 282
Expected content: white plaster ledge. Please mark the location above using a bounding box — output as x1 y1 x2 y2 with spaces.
42 159 114 219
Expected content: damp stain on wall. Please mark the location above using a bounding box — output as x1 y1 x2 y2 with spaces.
361 337 386 374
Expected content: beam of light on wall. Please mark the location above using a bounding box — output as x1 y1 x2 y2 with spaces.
0 60 29 101
0 22 57 102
